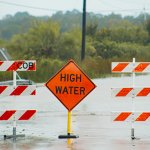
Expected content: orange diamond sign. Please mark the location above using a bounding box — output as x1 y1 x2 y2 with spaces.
46 60 96 111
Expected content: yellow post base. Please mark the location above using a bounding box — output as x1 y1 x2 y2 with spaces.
58 111 79 139
58 134 79 139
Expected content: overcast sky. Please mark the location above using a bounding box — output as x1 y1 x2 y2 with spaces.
0 0 150 19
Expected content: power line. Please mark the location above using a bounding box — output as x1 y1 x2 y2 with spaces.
0 0 59 12
0 0 150 14
88 8 150 15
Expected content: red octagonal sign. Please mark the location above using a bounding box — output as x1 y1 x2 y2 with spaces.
46 60 96 111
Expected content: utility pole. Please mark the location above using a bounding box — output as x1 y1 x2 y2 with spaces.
81 0 86 61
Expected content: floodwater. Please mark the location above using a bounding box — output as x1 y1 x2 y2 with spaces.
0 74 150 150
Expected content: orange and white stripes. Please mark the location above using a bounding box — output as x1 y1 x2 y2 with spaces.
113 112 150 122
111 87 150 97
0 110 36 121
0 60 36 71
112 62 150 73
0 85 36 96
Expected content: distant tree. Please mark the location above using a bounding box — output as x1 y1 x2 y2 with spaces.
51 9 82 32
0 12 38 39
96 28 111 41
87 22 98 36
95 40 121 59
57 29 81 60
7 20 60 59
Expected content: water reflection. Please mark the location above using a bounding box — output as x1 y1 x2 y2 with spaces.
67 139 75 150
13 142 16 150
0 136 52 150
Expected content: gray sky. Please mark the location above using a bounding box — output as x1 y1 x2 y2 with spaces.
0 0 150 19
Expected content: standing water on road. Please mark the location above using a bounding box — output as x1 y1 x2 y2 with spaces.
0 74 150 150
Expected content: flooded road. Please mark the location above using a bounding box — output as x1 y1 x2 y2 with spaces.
0 74 150 150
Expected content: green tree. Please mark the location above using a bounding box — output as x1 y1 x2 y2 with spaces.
57 29 81 60
7 20 60 59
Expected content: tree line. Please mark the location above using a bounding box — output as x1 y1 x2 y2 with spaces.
0 11 150 82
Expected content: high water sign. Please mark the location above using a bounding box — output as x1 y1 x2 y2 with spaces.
46 60 96 111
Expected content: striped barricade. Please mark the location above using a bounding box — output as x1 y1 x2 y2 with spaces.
0 60 36 71
0 60 37 140
111 87 150 97
0 110 36 121
111 59 150 139
112 112 150 122
0 85 36 96
112 62 150 73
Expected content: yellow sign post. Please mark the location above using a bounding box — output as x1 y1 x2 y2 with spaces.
67 111 71 135
59 111 79 139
